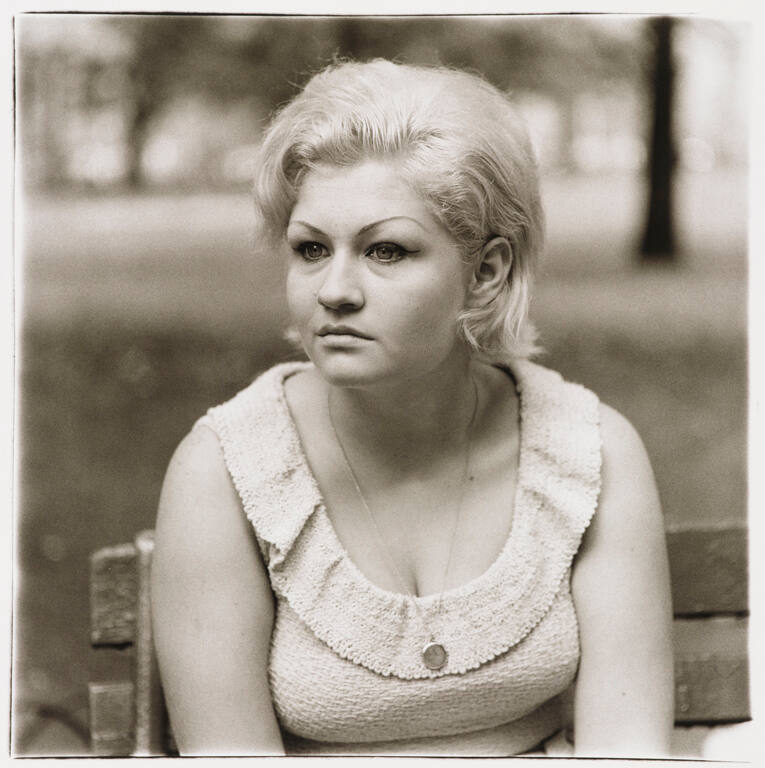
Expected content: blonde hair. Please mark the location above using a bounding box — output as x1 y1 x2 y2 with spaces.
253 59 544 362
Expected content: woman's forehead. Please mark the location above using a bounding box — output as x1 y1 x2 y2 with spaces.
289 160 436 229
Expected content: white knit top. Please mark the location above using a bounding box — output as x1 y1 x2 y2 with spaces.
199 359 601 756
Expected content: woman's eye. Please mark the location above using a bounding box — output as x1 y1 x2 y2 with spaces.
296 242 329 261
366 243 413 263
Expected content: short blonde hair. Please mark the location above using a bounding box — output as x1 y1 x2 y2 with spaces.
253 59 544 361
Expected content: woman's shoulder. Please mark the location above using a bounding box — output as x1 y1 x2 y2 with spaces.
511 358 598 404
596 400 658 534
517 358 652 486
193 360 311 448
200 360 311 463
210 360 313 415
512 358 646 455
161 421 235 516
158 361 313 532
597 400 649 469
510 359 601 467
155 420 247 576
570 394 661 577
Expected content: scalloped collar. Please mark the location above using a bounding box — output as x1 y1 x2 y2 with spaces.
209 359 601 679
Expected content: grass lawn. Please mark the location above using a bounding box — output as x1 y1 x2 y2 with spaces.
13 170 748 754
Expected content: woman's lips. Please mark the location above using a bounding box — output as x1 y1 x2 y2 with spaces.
317 325 373 340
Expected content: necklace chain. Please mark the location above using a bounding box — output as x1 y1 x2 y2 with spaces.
327 378 479 669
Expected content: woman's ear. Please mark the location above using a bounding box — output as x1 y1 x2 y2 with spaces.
468 236 513 306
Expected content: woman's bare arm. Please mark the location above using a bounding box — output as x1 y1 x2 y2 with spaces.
151 424 285 755
571 403 674 757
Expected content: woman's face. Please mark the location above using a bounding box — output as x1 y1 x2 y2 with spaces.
285 159 471 387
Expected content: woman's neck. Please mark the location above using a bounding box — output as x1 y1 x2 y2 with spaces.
325 353 480 468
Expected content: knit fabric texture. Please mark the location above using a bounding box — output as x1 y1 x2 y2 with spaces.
200 359 602 755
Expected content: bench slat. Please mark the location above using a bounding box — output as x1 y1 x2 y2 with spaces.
89 681 134 756
91 526 749 646
666 525 748 615
90 543 138 645
133 531 167 755
90 525 750 647
673 617 749 722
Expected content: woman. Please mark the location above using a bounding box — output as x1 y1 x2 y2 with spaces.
151 59 674 757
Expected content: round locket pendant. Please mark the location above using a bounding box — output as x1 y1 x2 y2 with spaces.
422 641 448 670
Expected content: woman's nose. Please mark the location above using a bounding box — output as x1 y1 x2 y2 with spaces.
317 253 364 311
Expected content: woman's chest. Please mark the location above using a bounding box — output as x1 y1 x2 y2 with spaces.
267 586 580 746
324 457 520 597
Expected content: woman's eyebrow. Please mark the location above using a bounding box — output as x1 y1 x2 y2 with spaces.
288 216 430 239
287 220 328 237
358 216 430 235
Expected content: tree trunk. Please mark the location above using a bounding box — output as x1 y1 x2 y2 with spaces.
124 99 151 189
334 17 365 59
640 16 677 261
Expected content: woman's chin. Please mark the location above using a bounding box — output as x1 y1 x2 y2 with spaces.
309 350 393 388
314 363 386 388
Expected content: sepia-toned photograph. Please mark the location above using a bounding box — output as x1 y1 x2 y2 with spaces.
12 11 752 759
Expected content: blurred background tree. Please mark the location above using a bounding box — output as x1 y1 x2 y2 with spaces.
17 14 747 252
14 13 749 756
641 15 677 260
18 15 651 188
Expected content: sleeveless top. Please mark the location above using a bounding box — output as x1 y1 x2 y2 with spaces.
196 359 601 756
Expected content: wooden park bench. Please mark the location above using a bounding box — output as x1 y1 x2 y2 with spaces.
89 524 750 756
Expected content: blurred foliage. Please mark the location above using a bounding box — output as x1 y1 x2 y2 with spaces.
17 15 749 205
113 15 645 103
96 15 647 185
